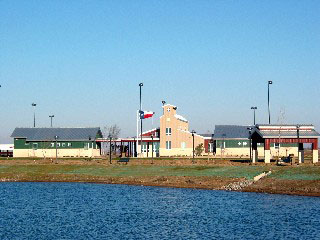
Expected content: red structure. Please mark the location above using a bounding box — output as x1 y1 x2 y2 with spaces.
252 125 319 163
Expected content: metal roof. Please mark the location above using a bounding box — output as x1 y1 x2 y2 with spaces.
11 127 102 141
254 130 320 138
214 125 253 139
254 124 320 138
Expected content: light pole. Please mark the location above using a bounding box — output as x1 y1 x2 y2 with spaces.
109 134 112 164
162 100 166 114
251 107 257 125
49 115 54 127
54 135 58 162
32 103 37 127
221 133 226 161
139 83 143 156
247 127 253 163
268 81 273 124
191 130 196 164
296 125 300 165
151 135 154 164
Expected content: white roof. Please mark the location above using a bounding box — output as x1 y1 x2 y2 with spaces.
175 114 188 123
178 129 203 138
162 103 177 108
140 128 158 136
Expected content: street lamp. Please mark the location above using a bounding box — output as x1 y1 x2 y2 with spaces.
268 81 273 124
221 133 226 161
297 125 300 165
251 107 257 125
151 135 154 164
247 127 253 163
49 115 54 127
32 103 37 127
162 101 166 114
139 83 143 156
109 134 112 164
54 135 58 162
191 130 196 164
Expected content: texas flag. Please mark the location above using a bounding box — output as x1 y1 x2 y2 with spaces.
139 110 155 119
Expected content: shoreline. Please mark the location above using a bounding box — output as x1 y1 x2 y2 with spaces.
1 175 320 197
1 159 320 197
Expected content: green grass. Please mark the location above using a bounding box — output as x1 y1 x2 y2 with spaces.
270 167 320 180
0 165 269 179
0 164 319 181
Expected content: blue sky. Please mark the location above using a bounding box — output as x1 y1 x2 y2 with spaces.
1 0 319 143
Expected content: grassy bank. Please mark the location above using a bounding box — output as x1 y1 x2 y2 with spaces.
0 159 320 196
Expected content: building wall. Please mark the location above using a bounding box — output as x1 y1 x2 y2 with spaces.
159 105 205 157
13 149 101 158
14 138 99 149
138 141 160 158
13 138 101 158
215 139 299 157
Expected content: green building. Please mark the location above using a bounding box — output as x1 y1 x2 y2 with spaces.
11 127 103 158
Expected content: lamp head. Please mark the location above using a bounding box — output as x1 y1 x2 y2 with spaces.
268 81 273 85
32 103 36 107
139 83 143 87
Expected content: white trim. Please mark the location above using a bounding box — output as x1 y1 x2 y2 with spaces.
174 114 188 123
177 129 205 139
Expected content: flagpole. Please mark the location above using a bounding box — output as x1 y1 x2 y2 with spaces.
139 83 143 156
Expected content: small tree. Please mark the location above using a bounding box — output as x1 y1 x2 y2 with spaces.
106 124 121 140
195 143 204 156
103 124 121 158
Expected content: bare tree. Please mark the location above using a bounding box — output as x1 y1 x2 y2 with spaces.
103 124 121 158
106 124 121 139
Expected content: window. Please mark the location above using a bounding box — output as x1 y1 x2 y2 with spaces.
57 143 61 147
167 108 170 112
275 143 280 149
68 143 72 147
181 142 186 149
51 143 54 147
62 143 66 147
32 143 38 150
166 141 171 150
166 128 172 136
